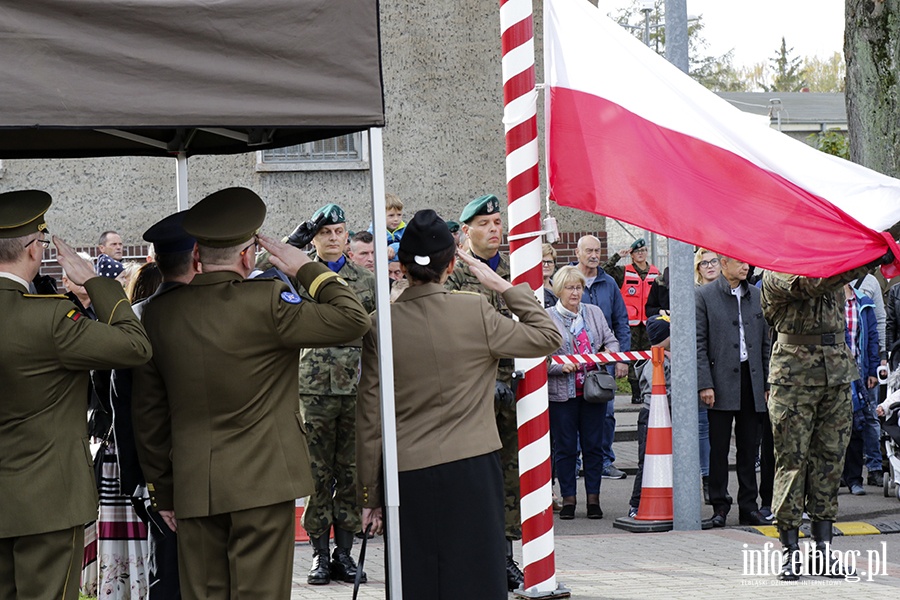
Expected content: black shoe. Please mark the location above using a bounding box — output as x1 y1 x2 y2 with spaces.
586 504 603 519
778 528 802 581
739 510 767 526
702 476 710 505
559 504 575 520
307 535 331 586
709 509 727 528
868 471 885 487
506 540 524 591
330 529 365 584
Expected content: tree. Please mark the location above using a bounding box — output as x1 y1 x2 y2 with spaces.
807 129 850 160
845 0 900 180
804 52 845 93
762 37 807 92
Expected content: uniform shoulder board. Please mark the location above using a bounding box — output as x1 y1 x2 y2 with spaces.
451 290 481 296
280 291 302 304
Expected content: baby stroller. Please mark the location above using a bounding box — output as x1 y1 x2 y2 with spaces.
881 365 900 500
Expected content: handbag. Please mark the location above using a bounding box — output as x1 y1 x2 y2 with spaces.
583 370 616 404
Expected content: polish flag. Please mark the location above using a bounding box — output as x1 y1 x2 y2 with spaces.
544 0 900 277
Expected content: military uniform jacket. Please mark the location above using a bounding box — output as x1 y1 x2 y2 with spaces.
445 250 514 384
695 276 770 412
356 283 563 506
761 266 871 387
0 275 152 538
297 254 376 396
133 262 370 518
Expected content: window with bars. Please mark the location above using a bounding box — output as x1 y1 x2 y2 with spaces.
257 132 368 171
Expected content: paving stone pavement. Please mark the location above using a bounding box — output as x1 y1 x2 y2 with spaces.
291 528 900 599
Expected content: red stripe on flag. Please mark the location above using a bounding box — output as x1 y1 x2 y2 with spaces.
645 426 672 455
547 87 889 277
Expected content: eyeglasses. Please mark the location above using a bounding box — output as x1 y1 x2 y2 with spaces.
563 285 584 292
699 258 719 268
542 259 555 266
24 237 50 249
240 236 259 257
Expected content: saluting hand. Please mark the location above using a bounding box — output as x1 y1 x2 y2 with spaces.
53 236 96 286
258 234 312 275
456 251 512 294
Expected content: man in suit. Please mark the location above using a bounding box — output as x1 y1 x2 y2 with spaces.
132 187 371 600
0 190 152 600
696 254 770 527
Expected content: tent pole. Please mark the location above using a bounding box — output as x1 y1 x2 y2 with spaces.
367 127 403 599
176 151 189 211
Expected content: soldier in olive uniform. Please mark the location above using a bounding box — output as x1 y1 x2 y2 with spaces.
0 190 152 600
294 204 376 586
132 188 370 600
445 194 524 590
760 256 889 581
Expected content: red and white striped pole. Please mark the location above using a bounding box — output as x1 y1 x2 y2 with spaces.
500 1 562 596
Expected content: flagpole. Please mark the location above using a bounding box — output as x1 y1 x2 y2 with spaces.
500 1 567 598
664 0 702 532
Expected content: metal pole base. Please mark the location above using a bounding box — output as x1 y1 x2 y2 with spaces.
514 583 572 599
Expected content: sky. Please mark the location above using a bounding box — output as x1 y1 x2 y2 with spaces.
601 0 846 69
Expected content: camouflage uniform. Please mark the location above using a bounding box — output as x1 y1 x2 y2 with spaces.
445 249 522 539
760 266 870 529
298 253 376 537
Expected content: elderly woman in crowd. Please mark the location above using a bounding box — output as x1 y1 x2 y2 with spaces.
546 265 621 520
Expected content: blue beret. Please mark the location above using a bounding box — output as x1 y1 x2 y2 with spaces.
143 210 196 254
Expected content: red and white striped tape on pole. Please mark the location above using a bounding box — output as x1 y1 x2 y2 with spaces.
500 0 556 595
550 350 652 366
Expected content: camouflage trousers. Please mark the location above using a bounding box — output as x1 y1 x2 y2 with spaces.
496 400 521 540
768 383 852 529
299 393 361 538
627 324 649 399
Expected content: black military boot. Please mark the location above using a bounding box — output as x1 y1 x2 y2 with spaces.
307 533 331 585
777 527 802 581
810 520 853 578
330 528 366 584
506 539 524 591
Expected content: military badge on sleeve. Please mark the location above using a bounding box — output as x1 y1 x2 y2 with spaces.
280 291 302 304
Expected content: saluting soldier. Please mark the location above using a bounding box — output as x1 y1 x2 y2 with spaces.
760 251 890 581
294 204 376 586
132 188 370 600
357 209 562 599
0 190 152 600
444 193 524 590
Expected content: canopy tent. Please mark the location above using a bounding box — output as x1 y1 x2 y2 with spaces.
0 1 405 596
0 0 384 157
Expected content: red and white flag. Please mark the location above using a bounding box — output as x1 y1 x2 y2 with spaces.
545 0 900 277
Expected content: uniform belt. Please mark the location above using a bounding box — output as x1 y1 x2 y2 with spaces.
776 332 840 346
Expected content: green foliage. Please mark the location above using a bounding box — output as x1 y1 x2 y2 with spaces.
761 37 808 92
807 129 850 160
79 594 97 600
804 52 846 92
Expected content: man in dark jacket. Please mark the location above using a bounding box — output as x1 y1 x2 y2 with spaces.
696 254 770 527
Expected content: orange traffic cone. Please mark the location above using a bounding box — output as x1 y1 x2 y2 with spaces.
635 346 673 521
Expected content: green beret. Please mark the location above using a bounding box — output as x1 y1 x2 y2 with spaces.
311 203 346 230
446 220 460 233
631 237 647 251
0 190 51 239
183 187 266 248
459 194 501 224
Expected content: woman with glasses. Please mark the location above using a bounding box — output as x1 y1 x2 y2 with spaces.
694 247 720 505
542 243 558 308
546 265 621 519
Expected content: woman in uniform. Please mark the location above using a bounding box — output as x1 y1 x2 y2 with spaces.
356 209 562 599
